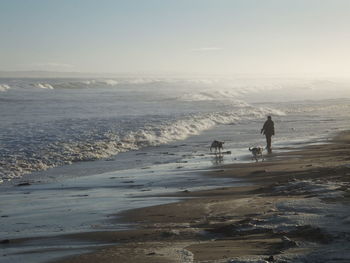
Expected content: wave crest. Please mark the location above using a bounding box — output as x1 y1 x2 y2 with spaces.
177 90 241 101
0 84 11 92
35 83 55 90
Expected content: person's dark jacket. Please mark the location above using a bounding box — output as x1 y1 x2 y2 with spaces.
261 119 275 136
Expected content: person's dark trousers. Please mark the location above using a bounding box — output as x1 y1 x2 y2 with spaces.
265 134 272 153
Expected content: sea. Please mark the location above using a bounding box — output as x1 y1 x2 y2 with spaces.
0 76 350 262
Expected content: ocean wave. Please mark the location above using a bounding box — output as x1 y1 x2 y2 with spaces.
174 87 291 102
81 79 119 86
177 90 241 101
102 79 119 85
80 78 161 86
74 78 163 87
23 80 121 90
6 78 350 102
278 100 350 114
81 80 96 85
35 83 55 90
0 84 11 92
0 105 285 182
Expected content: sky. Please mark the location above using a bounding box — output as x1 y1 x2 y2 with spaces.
1 0 350 77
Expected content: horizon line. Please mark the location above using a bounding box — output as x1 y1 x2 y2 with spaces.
1 70 350 79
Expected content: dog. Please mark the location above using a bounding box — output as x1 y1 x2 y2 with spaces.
249 147 264 162
210 140 224 153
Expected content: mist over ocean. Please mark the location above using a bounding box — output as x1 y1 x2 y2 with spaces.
1 77 350 183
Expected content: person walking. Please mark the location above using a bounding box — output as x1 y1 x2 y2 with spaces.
261 116 275 153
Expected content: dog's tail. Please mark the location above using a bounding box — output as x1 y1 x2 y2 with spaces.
249 147 252 151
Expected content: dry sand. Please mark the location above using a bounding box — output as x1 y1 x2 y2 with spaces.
54 131 350 263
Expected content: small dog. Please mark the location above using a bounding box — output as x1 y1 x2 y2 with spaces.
210 140 224 153
249 147 264 162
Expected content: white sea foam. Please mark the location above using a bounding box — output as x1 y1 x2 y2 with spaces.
80 79 118 86
77 78 158 87
124 78 162 84
35 83 55 90
0 105 285 182
178 92 216 101
33 80 118 89
81 80 96 85
101 79 119 85
0 84 11 92
177 90 241 101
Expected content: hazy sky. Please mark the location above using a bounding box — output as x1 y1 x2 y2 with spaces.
1 0 350 76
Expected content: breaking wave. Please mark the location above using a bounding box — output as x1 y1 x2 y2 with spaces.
0 84 11 92
177 90 241 101
0 105 285 182
26 79 160 90
17 80 120 91
80 79 119 86
35 83 54 90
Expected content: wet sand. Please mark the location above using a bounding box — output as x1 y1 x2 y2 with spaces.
50 131 350 263
6 132 350 263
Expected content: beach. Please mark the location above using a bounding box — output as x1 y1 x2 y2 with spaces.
1 78 350 263
3 1 350 262
35 131 348 263
2 1 350 262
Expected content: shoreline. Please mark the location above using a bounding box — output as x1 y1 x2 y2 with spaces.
48 131 350 263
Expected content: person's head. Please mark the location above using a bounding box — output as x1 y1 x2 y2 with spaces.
267 115 272 120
